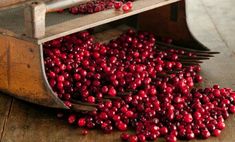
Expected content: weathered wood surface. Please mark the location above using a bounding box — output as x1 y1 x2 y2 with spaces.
0 35 66 108
0 0 29 9
1 0 235 141
0 95 12 141
0 0 51 10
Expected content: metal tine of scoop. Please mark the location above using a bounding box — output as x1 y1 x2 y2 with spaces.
155 48 214 59
178 59 203 64
166 70 182 74
104 96 122 100
71 103 97 112
156 47 216 58
155 41 220 54
71 99 99 107
181 62 200 66
69 67 196 111
178 55 210 60
164 58 203 64
191 52 216 57
156 73 172 77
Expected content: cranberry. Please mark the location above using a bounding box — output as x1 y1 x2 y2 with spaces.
126 1 133 9
117 121 127 131
201 130 211 139
195 75 203 82
137 134 146 142
122 4 131 12
183 114 193 123
229 105 235 113
213 129 221 137
159 127 168 136
114 1 123 9
121 133 130 141
108 87 117 97
165 135 177 142
68 115 76 124
64 101 72 108
87 96 95 103
125 134 137 142
69 7 79 14
99 112 108 120
78 118 86 127
186 131 195 140
125 110 134 118
216 122 225 130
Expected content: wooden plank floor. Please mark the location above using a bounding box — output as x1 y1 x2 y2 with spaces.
1 0 235 141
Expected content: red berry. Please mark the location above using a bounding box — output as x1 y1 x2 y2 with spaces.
160 127 168 136
64 101 72 108
213 129 221 137
165 135 177 142
87 96 95 103
201 130 211 139
99 112 108 120
114 1 123 9
137 134 146 142
217 122 225 130
128 135 138 142
77 118 86 127
183 114 193 123
68 115 76 124
117 122 127 131
229 105 235 113
126 1 133 9
69 7 79 14
121 133 130 141
108 87 117 96
122 4 130 12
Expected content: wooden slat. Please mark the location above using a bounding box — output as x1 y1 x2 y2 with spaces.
0 0 29 9
0 98 123 142
0 94 12 141
0 36 9 91
0 35 66 108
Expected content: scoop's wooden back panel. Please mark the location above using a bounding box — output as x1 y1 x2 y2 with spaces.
0 35 66 108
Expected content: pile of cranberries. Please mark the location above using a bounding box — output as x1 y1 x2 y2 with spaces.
65 0 134 14
43 29 235 142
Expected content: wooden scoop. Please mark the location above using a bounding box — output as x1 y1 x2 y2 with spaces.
0 0 219 110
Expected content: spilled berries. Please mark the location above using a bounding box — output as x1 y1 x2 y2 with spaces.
43 29 234 142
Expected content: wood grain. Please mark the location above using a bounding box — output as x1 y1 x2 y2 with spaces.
0 36 9 91
0 0 29 8
0 94 12 141
0 35 66 108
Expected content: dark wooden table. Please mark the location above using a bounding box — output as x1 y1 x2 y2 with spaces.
1 0 235 141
